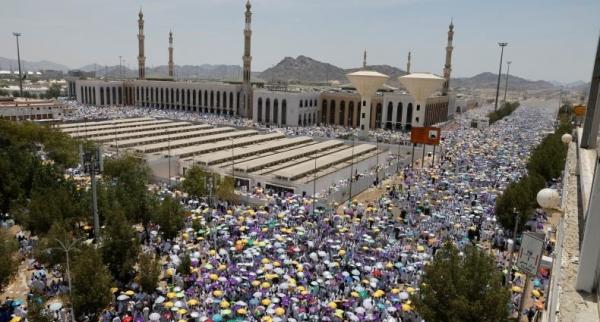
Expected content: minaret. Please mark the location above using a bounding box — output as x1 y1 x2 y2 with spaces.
168 30 174 78
137 9 146 80
242 0 253 117
406 51 411 73
363 50 367 69
442 19 454 96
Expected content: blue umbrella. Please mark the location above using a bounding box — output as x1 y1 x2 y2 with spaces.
213 314 223 322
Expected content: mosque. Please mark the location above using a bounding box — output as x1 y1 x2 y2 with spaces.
67 0 457 130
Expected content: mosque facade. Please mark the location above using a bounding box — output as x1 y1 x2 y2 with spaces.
68 1 456 129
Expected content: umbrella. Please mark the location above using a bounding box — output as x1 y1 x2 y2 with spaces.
117 294 130 301
149 312 161 321
48 302 62 311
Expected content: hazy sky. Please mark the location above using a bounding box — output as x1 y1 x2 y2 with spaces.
1 0 598 82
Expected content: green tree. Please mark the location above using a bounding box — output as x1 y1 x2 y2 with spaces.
177 254 192 276
45 83 62 98
0 229 18 290
216 176 237 203
102 202 140 283
181 165 208 199
413 243 510 322
137 253 161 293
33 221 72 267
103 155 153 226
71 246 113 319
154 196 184 240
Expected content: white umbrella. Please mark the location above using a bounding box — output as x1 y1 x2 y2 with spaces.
149 312 161 321
48 302 62 311
117 294 130 301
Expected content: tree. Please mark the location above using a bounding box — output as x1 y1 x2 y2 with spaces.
216 176 237 203
45 83 62 99
137 253 161 293
177 254 192 276
0 229 18 290
71 245 112 319
102 202 140 283
181 165 208 199
153 196 184 240
33 221 72 267
103 155 153 226
413 243 510 322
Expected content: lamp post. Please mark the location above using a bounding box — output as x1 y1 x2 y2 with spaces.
348 135 355 205
49 237 83 322
503 61 512 103
505 208 520 286
494 42 508 111
13 32 23 98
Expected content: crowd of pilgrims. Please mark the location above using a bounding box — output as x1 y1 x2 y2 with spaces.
2 101 558 321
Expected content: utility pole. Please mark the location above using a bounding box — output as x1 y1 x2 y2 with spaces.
348 135 355 205
119 56 123 80
506 208 520 285
503 61 512 103
231 137 235 197
494 42 508 111
13 32 23 97
313 156 317 217
53 238 82 322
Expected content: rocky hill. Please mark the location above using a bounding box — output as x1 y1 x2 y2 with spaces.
0 56 70 72
452 72 555 90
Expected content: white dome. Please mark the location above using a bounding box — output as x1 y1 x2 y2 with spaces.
561 133 572 144
537 188 560 209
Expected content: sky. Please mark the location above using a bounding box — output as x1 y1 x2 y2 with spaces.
0 0 598 83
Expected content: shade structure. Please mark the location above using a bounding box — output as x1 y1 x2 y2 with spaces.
346 70 389 134
399 73 445 127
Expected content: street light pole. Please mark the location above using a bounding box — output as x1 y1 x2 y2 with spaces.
348 135 355 205
53 237 83 322
506 208 520 285
494 42 508 111
119 56 123 80
503 61 512 103
13 32 23 98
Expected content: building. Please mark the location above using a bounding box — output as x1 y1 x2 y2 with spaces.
0 98 68 121
69 4 456 131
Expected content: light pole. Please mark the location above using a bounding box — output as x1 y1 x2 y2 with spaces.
503 61 512 103
347 135 355 205
50 237 83 322
13 32 23 98
119 56 123 80
494 42 508 111
505 208 520 286
231 137 235 197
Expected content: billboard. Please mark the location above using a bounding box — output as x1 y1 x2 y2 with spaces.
411 127 441 145
574 105 587 117
516 232 545 276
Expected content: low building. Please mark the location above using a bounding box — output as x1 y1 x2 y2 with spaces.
0 98 68 121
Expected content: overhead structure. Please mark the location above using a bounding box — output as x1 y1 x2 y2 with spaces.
346 70 389 135
398 73 445 127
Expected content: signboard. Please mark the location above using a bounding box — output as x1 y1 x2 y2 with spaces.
411 127 441 145
574 105 587 117
516 232 545 275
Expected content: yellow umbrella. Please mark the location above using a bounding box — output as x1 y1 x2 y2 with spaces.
328 302 337 309
237 308 247 315
406 287 416 294
391 288 400 294
209 274 219 281
167 292 177 299
532 290 541 298
9 317 21 322
512 286 523 293
213 290 224 297
275 307 285 316
402 304 412 312
166 268 175 277
220 300 230 308
164 302 174 308
251 280 261 287
261 298 271 306
335 309 344 318
187 299 199 306
178 308 188 315
260 282 271 289
125 290 135 296
351 291 359 298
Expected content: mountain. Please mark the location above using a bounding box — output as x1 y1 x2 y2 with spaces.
78 63 243 80
260 55 347 83
0 56 69 72
451 72 555 90
258 56 558 91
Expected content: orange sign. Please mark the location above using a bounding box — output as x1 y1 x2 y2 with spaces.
411 127 441 145
574 105 587 117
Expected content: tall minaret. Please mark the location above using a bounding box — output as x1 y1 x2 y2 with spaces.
363 50 367 69
137 9 146 80
242 0 253 117
442 19 454 96
406 51 411 74
168 30 174 78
